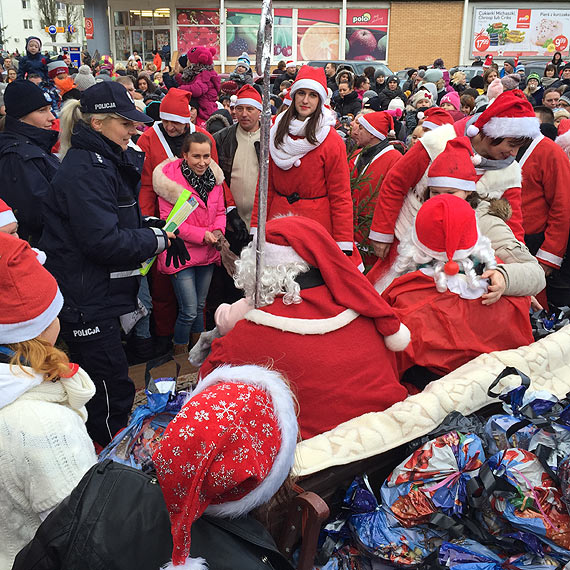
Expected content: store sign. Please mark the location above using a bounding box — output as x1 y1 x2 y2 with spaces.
346 9 389 61
472 8 570 57
85 17 94 40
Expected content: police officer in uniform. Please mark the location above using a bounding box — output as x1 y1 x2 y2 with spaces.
41 82 188 446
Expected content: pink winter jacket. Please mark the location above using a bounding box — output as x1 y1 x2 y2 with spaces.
152 157 226 274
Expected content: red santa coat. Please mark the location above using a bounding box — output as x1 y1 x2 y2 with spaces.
518 135 570 269
368 125 525 245
382 271 534 377
251 128 354 251
137 122 217 217
200 285 409 440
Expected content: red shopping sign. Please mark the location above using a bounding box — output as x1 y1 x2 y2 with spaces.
554 35 569 52
85 17 94 40
474 33 490 52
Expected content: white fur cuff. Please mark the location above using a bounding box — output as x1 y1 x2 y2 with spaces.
384 323 411 352
162 557 208 570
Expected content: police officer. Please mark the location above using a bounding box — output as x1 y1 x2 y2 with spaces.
41 82 189 446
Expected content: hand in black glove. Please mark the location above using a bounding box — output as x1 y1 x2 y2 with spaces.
227 209 250 244
165 230 191 269
142 216 167 229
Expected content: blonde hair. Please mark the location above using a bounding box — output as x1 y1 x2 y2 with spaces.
451 71 465 85
8 338 70 381
58 99 120 159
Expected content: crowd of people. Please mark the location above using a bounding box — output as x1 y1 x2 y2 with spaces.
1 34 570 568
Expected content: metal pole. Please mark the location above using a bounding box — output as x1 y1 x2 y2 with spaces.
340 0 347 60
459 0 470 65
220 0 226 73
254 0 273 308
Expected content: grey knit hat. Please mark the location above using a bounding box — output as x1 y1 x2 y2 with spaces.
74 65 96 91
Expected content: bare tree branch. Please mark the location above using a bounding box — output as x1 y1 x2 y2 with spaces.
37 0 58 43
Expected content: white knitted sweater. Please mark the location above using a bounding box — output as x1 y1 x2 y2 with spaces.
0 363 97 569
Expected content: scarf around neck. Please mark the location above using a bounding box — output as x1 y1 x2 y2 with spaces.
270 108 336 170
180 160 216 204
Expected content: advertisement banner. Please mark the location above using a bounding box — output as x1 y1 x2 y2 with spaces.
472 8 570 57
176 9 220 59
346 9 389 61
85 17 94 40
297 9 340 61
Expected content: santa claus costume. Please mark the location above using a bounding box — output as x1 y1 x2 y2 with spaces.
137 88 218 338
250 66 355 255
154 364 298 569
418 107 454 132
367 90 540 286
201 216 410 440
382 195 534 379
350 111 402 268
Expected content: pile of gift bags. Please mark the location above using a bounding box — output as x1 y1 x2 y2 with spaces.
317 368 570 570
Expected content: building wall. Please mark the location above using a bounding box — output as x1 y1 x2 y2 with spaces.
387 1 464 70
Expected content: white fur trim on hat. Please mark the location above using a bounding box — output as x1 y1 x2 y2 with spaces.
481 116 540 139
160 111 191 124
427 176 476 192
192 365 298 519
161 557 208 569
235 97 262 111
411 224 479 263
384 323 411 352
286 61 296 69
264 242 304 266
290 79 327 103
358 116 386 141
421 120 441 131
0 288 63 344
0 209 17 227
555 131 570 153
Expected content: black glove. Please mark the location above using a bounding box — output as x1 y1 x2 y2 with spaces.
142 216 166 229
165 230 191 269
227 209 249 244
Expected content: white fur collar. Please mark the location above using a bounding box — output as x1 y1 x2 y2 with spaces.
152 157 225 205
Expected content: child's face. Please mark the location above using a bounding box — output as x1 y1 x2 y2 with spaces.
235 65 247 74
0 221 18 237
441 102 455 111
461 104 472 115
27 42 40 55
429 186 470 200
56 71 68 80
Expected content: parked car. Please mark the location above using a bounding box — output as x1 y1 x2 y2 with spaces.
518 59 551 79
307 60 393 78
449 66 484 82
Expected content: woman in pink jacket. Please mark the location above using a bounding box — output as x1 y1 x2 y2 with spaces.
153 131 226 354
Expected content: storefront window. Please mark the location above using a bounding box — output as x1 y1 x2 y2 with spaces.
227 9 260 59
114 11 128 27
177 9 220 59
115 29 130 60
274 9 293 60
297 9 340 61
345 9 389 61
153 8 171 27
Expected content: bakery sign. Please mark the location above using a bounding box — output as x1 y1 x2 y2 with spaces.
472 8 570 57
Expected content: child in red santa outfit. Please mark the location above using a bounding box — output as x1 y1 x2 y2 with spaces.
382 194 534 382
367 90 541 285
250 66 355 257
200 215 410 440
153 363 298 569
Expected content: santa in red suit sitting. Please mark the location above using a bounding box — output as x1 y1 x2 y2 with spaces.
199 215 411 440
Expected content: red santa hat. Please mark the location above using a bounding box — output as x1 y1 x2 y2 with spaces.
0 199 16 228
419 107 454 131
160 87 192 123
262 216 410 351
357 111 395 140
465 89 540 139
0 233 63 343
235 84 262 111
428 137 479 192
413 194 479 276
285 60 296 69
47 58 68 79
282 88 292 107
153 364 298 569
556 118 570 154
483 55 493 69
290 65 328 103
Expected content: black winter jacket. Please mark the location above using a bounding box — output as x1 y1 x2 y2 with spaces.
213 122 260 190
377 86 408 110
272 70 297 94
0 116 59 246
40 123 167 324
332 90 362 118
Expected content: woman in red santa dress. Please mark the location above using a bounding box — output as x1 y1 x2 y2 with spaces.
367 90 541 286
250 66 355 257
200 216 411 441
382 194 534 382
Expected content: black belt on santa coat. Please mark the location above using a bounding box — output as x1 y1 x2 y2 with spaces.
275 190 327 204
295 266 325 290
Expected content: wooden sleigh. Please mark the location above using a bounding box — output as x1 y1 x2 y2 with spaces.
272 325 570 569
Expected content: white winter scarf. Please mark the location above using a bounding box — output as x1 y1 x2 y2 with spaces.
269 108 336 170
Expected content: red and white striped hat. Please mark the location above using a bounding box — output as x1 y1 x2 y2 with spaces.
428 137 479 193
290 65 328 103
285 60 296 69
358 111 395 141
0 199 16 228
160 87 192 123
235 85 262 111
420 107 454 131
0 233 63 343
